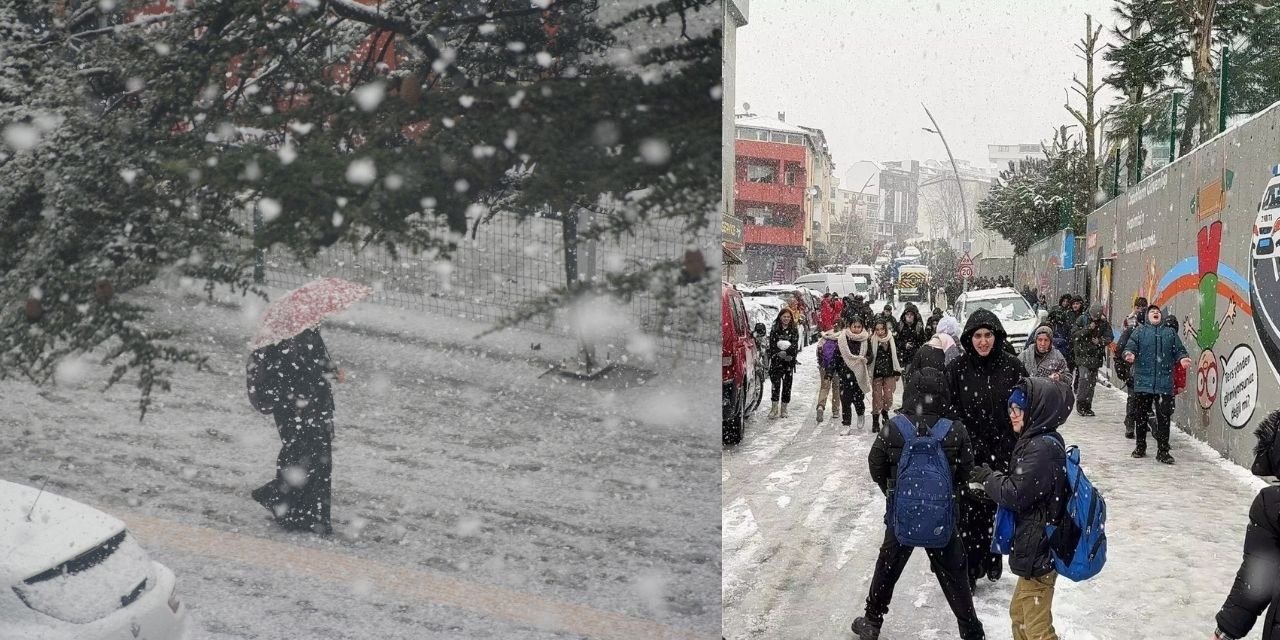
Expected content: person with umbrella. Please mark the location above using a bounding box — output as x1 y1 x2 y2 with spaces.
248 277 371 534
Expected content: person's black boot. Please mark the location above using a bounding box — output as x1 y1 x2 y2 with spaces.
871 413 880 433
881 411 890 428
986 555 1003 581
1131 441 1147 458
1124 416 1135 439
1156 443 1175 464
851 616 882 640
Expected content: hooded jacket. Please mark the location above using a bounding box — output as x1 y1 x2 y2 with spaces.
1071 304 1112 370
1216 411 1280 640
946 309 1029 470
270 327 337 419
1123 309 1190 395
897 310 928 365
869 366 975 498
981 377 1072 579
1020 325 1070 379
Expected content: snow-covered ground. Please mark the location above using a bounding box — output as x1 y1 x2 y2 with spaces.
1 285 720 639
723 338 1268 640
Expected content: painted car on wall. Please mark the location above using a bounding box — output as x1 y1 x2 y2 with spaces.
1252 166 1280 258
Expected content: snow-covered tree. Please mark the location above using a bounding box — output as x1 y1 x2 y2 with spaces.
0 0 720 416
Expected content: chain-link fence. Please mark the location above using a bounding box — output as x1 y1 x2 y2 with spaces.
257 211 718 367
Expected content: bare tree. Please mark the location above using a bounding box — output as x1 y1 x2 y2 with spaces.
1065 13 1106 194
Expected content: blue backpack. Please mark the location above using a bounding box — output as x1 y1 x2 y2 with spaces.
1044 438 1107 581
890 415 955 549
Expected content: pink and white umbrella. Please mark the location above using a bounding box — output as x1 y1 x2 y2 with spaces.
250 277 374 349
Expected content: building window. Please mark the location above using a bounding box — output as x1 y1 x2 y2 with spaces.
1019 144 1040 153
747 163 776 183
787 134 803 145
770 132 787 143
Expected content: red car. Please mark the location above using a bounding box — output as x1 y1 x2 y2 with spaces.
723 282 766 444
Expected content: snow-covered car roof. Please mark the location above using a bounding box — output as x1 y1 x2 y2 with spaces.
958 287 1023 301
0 480 125 584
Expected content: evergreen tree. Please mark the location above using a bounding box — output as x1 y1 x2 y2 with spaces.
1 0 720 416
976 128 1093 255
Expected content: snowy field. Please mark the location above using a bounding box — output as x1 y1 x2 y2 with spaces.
723 337 1269 640
1 285 720 639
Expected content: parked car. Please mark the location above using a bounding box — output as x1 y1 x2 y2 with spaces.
1 479 189 639
723 283 767 445
954 287 1038 353
742 285 814 345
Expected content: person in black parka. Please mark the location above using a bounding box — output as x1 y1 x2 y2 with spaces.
945 308 1029 588
767 307 801 419
252 327 342 534
1213 410 1280 640
897 306 928 374
853 367 985 640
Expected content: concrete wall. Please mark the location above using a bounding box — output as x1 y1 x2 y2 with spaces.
1079 104 1280 467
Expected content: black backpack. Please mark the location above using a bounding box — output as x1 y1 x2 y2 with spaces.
246 344 283 414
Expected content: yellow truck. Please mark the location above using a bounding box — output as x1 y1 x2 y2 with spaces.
896 265 930 302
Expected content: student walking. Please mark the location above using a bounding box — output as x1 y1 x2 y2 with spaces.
869 319 903 433
815 324 843 423
837 315 873 434
767 308 800 419
969 377 1073 640
851 367 985 640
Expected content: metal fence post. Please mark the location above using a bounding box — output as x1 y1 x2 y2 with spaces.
1220 46 1231 134
253 207 265 285
1170 91 1181 163
1113 147 1121 199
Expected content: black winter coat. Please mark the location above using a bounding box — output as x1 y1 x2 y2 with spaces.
767 324 800 375
271 328 337 417
981 377 1072 579
897 317 927 366
1216 485 1280 640
945 309 1029 470
871 365 974 504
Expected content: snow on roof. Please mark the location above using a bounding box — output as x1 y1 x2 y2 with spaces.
734 114 809 135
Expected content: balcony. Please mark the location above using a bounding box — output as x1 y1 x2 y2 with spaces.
736 181 806 206
745 224 806 247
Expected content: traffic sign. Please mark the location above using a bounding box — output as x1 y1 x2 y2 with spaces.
958 252 974 279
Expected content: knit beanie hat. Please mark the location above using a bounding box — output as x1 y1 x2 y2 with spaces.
1009 387 1029 413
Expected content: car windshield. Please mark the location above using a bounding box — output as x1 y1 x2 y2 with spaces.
1264 184 1280 211
966 296 1035 322
13 532 155 624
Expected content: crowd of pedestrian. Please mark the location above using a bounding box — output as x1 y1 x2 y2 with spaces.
755 286 1279 640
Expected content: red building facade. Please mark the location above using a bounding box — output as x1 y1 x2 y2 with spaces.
734 126 812 283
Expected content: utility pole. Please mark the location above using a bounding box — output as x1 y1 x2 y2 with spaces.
921 103 970 254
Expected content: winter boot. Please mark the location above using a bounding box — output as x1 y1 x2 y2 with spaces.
1131 440 1147 458
768 402 780 419
986 555 1003 581
1124 416 1135 439
851 616 882 640
881 411 890 428
816 406 825 423
780 403 789 418
871 413 880 433
1156 443 1175 465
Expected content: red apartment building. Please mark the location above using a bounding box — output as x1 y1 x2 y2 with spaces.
733 114 821 283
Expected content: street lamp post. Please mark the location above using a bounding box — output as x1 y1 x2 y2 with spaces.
921 103 970 255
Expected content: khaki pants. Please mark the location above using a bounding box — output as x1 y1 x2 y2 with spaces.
1010 571 1058 640
871 377 897 413
816 372 841 414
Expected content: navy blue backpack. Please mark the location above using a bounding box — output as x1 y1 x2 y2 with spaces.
890 415 956 549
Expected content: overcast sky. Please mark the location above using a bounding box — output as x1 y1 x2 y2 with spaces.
735 0 1121 185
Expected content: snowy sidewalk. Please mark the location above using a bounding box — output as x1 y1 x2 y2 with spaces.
0 285 720 639
723 341 1268 639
